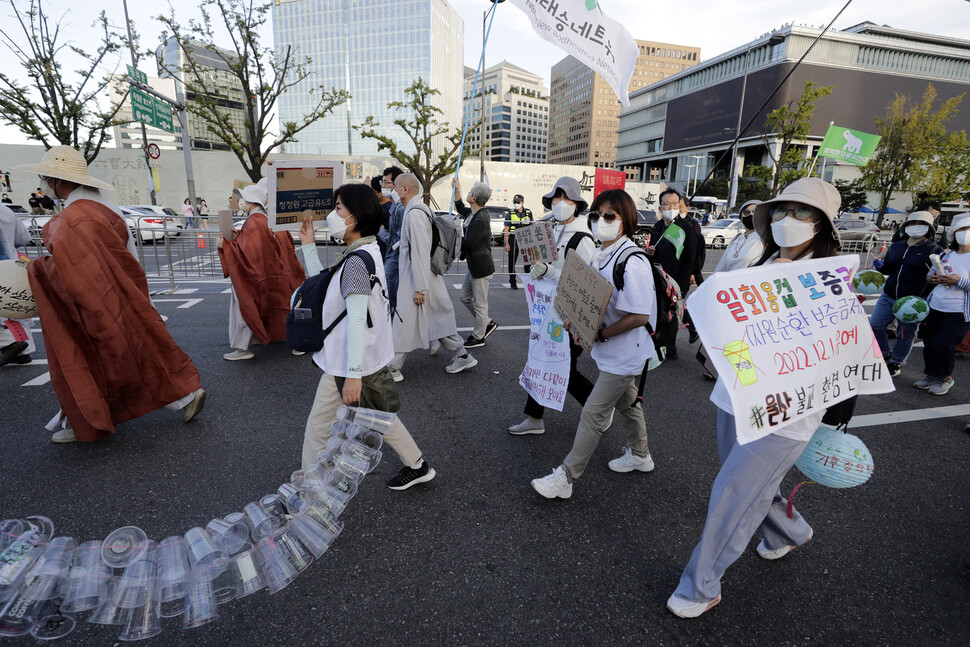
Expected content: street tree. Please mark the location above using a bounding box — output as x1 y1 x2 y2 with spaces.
156 0 349 182
0 0 131 163
761 80 833 196
861 84 964 227
915 129 970 204
354 78 467 206
833 179 869 214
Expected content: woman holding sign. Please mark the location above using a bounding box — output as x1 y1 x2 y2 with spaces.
668 178 842 619
507 176 596 435
531 189 657 499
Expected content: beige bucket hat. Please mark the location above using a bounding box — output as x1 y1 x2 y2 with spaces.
903 211 937 236
752 177 841 243
13 145 114 191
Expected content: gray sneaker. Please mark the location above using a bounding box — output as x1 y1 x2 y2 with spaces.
913 376 935 390
929 377 955 395
445 352 478 374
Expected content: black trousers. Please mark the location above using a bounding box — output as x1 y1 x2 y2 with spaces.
523 336 593 419
922 309 970 379
508 237 531 286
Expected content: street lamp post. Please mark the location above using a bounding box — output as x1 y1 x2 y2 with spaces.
684 163 697 194
688 154 707 196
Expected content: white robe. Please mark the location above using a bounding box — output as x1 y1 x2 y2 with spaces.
393 199 459 353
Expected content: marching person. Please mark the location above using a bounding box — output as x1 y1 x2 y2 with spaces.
453 178 498 349
504 194 533 289
377 166 406 310
217 179 305 361
0 202 34 366
531 189 657 499
387 173 476 380
16 146 206 443
713 201 764 273
916 212 970 396
869 211 942 378
299 183 436 491
667 177 842 619
507 176 596 436
648 187 698 358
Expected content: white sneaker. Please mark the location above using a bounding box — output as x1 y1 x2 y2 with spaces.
429 339 441 356
531 466 572 499
508 417 545 435
292 349 306 356
607 447 655 473
666 593 721 619
389 367 404 383
445 352 477 374
223 349 254 361
756 528 813 560
52 427 76 443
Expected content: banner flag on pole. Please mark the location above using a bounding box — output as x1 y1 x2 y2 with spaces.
508 0 639 106
662 222 686 260
818 125 881 166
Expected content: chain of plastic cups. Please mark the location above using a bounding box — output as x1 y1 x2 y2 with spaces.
0 405 395 641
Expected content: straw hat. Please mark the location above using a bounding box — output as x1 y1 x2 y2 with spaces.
752 178 841 242
13 146 113 191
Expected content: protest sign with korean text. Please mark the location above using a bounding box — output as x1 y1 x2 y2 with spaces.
686 255 894 444
818 125 881 167
266 160 346 231
518 275 571 411
554 249 613 353
515 221 558 265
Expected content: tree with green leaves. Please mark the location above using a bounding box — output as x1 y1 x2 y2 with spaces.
915 129 970 204
354 78 467 206
761 80 833 196
861 84 965 228
833 179 869 214
157 0 349 182
0 0 131 163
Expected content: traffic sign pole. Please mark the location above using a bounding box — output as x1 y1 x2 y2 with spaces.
122 0 155 205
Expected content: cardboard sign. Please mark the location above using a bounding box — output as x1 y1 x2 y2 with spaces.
266 160 345 231
686 255 895 445
554 249 613 353
518 275 571 411
229 179 250 211
515 221 558 265
218 210 235 241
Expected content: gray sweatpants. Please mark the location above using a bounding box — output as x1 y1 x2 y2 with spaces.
460 271 493 339
561 371 649 481
672 408 813 603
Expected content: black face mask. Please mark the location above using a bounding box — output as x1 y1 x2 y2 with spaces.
741 214 754 229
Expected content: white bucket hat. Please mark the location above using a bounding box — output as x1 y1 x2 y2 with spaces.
949 213 970 243
13 145 113 191
233 181 268 209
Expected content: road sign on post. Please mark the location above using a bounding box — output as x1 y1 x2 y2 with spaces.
130 87 175 133
126 65 147 85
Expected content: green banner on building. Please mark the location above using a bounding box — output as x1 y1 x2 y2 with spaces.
818 125 881 166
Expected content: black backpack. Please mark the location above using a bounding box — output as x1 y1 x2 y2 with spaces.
612 246 684 357
286 250 379 353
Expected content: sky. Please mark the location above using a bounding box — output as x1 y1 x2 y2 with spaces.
1 0 969 145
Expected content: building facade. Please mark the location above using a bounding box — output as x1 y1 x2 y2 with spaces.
110 75 181 151
272 0 463 157
548 40 701 170
462 61 549 164
617 23 970 196
155 38 249 152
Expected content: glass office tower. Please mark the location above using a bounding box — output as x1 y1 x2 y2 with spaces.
272 0 464 156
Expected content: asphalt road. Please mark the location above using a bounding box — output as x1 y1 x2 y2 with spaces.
1 246 968 646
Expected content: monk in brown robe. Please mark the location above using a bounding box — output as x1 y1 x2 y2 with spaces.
15 146 206 443
218 180 305 360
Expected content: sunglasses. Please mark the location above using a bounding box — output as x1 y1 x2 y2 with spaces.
741 208 755 216
769 206 815 221
588 211 619 223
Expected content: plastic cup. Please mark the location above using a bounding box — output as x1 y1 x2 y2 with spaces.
62 541 111 613
29 596 77 641
291 463 332 495
325 466 360 501
184 528 227 579
278 484 309 515
336 405 397 434
23 537 76 601
722 339 758 386
0 527 50 604
231 544 265 599
209 553 244 605
101 527 148 569
313 448 337 469
303 488 347 519
118 579 161 641
156 536 191 618
243 502 282 542
330 419 351 438
346 426 384 451
222 513 251 545
289 513 341 559
115 541 157 610
259 494 288 525
254 528 312 595
86 578 129 626
333 452 371 483
340 437 383 473
0 589 42 636
206 518 249 556
0 520 26 554
181 572 218 629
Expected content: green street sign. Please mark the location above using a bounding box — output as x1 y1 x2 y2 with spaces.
130 87 175 133
818 125 881 166
126 64 147 85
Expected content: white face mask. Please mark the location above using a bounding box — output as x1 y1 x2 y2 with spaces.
957 230 970 246
907 225 929 239
661 209 677 221
237 199 250 213
770 218 817 248
390 189 402 204
593 219 622 243
552 201 575 222
326 209 352 242
381 188 393 197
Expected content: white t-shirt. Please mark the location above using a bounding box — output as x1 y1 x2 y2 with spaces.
589 238 657 375
928 249 970 313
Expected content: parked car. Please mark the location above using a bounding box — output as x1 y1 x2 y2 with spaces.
129 204 184 231
833 219 880 250
702 218 745 248
27 207 170 244
441 206 508 245
633 209 658 247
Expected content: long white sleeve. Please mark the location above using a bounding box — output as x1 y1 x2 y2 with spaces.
301 242 324 276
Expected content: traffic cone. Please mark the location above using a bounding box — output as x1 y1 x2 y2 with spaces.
196 232 206 249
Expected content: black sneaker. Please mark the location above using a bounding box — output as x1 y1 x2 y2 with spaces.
887 362 901 378
665 347 679 360
688 330 699 344
387 462 436 491
0 341 29 368
464 334 485 348
483 320 498 339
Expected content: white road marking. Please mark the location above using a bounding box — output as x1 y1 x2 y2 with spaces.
2 359 47 366
153 298 203 309
21 372 51 387
456 325 530 332
172 287 198 294
850 403 970 428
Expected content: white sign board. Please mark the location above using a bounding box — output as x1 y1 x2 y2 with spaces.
518 275 571 411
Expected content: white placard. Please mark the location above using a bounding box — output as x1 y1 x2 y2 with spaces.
519 275 571 411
